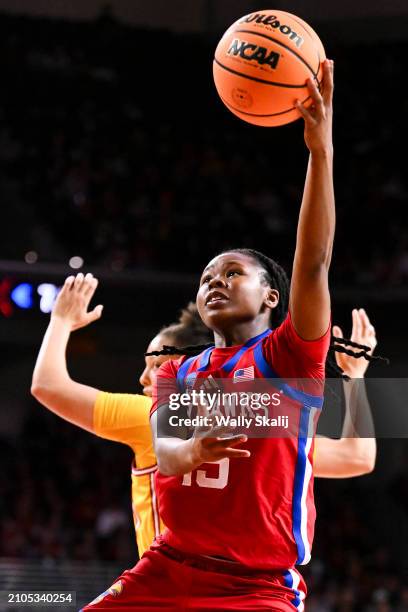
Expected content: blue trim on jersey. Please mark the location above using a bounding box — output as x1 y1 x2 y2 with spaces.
177 355 197 391
221 328 272 373
283 570 292 587
177 345 215 390
283 571 302 610
292 405 312 564
177 329 323 412
177 329 271 389
253 336 321 565
253 342 324 409
253 340 280 378
197 345 215 371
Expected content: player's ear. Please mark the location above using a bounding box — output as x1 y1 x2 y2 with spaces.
264 288 279 310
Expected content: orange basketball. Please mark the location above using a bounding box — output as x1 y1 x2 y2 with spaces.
213 10 326 127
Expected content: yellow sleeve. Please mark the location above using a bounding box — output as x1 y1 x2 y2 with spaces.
94 392 156 468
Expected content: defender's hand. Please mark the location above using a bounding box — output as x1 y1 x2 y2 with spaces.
333 308 377 378
51 273 103 331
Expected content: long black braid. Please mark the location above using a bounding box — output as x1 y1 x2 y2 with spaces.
327 337 389 380
146 249 388 378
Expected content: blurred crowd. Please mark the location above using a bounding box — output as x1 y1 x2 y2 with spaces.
1 405 408 610
304 476 408 611
0 407 135 566
1 12 408 284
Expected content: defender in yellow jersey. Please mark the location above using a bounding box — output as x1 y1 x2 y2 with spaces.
94 391 163 556
31 273 377 558
31 272 212 557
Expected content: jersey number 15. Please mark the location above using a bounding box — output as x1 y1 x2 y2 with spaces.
182 458 230 489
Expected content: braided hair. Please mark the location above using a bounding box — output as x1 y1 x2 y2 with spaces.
157 302 213 352
230 249 290 328
147 249 388 377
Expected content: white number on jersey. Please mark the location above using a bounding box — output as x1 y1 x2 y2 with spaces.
182 458 230 489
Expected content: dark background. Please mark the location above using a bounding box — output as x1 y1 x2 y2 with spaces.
1 1 408 609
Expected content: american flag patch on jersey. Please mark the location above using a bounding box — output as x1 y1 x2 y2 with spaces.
233 366 254 383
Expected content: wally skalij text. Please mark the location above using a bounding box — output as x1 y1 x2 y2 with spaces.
155 375 324 439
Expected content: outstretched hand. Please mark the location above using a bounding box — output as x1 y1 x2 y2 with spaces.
189 376 250 464
51 273 103 331
296 59 334 155
333 309 377 378
190 426 250 464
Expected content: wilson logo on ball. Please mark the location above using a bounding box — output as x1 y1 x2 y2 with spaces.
213 9 325 126
239 13 304 48
227 38 280 69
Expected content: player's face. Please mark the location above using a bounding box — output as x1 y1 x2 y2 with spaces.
196 252 277 331
139 333 174 397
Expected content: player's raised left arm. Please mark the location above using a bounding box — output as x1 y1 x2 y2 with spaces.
31 273 103 433
289 59 334 340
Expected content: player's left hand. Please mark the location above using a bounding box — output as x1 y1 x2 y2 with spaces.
190 376 236 439
188 378 250 463
296 59 334 155
333 308 377 378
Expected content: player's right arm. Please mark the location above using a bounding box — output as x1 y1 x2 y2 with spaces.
289 59 334 343
31 273 103 433
151 363 250 476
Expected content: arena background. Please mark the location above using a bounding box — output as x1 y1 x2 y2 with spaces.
1 0 408 609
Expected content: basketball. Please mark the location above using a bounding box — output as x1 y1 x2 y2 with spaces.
213 10 326 126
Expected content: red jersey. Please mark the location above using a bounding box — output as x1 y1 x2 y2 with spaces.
150 312 330 570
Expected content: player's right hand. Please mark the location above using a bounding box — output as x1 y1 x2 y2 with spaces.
296 58 334 156
51 273 103 331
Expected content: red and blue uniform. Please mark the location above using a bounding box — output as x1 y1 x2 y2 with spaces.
82 312 330 611
154 312 329 569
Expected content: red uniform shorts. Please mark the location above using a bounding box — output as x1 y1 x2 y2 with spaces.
81 537 306 611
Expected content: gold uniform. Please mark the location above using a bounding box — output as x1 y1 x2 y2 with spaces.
93 392 165 557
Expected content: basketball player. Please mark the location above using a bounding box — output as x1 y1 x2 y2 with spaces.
32 271 375 569
31 280 212 557
81 58 343 611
